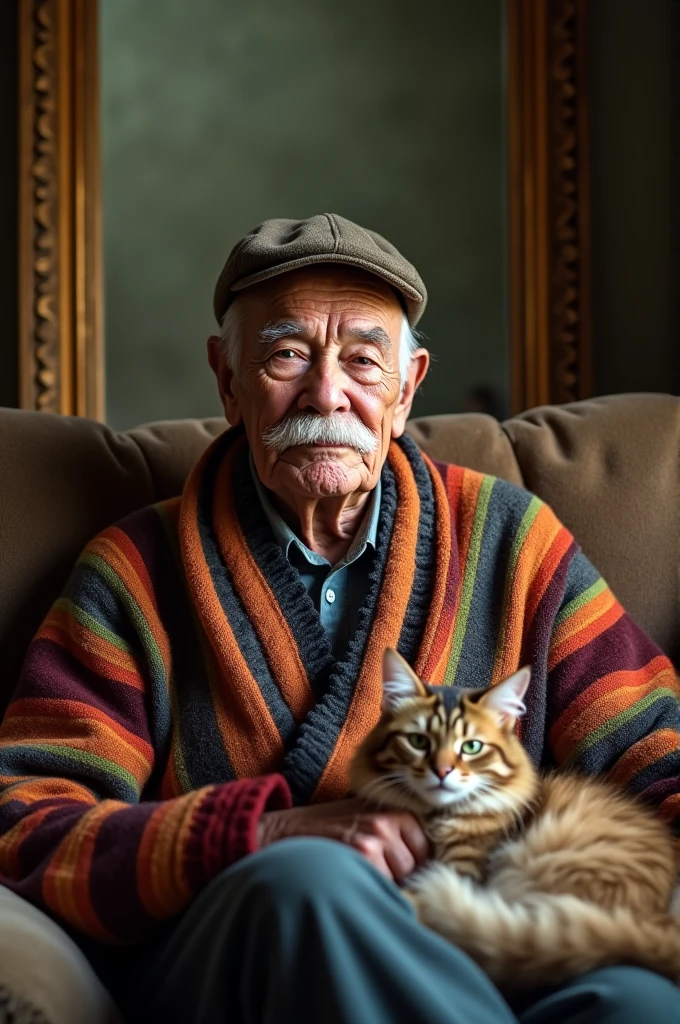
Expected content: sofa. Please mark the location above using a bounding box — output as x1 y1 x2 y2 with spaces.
0 393 677 1023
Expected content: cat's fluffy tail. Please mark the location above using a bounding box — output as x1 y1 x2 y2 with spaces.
408 864 680 989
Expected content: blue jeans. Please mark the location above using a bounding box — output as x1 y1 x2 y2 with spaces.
95 838 680 1023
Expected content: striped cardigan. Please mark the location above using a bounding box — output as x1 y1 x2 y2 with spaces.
0 428 678 943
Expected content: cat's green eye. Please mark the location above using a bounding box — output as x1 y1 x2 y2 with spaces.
407 733 429 751
461 739 484 756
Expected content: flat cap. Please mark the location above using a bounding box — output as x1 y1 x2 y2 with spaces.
213 213 427 327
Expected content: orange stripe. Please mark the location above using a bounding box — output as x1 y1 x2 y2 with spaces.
524 527 573 633
137 803 174 918
414 453 453 680
313 442 421 801
91 527 159 612
180 435 284 777
548 598 623 671
1 703 153 776
421 466 484 684
159 745 183 799
552 584 617 643
3 696 153 754
64 803 117 939
550 657 674 737
493 504 561 683
445 462 466 515
43 603 142 670
137 793 196 917
0 777 97 809
453 469 485 613
0 804 61 876
550 663 674 762
35 618 145 690
552 686 656 763
42 804 115 940
90 533 172 679
193 623 262 778
658 793 680 828
162 499 271 785
608 728 680 787
425 465 467 683
212 451 314 722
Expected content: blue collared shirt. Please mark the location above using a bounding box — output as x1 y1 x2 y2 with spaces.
249 458 381 659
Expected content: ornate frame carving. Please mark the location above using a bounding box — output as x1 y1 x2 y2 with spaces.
16 0 591 418
508 0 592 412
17 0 103 418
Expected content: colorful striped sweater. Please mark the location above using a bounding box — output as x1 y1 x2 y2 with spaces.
0 428 678 943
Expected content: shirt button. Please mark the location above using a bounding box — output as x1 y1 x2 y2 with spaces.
325 589 336 604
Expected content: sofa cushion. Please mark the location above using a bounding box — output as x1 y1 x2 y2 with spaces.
503 395 680 670
0 885 120 1024
0 394 677 717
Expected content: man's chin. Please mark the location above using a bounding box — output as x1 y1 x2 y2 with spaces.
280 458 366 497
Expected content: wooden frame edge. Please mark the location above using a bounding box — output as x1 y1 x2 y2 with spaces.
17 0 103 419
16 0 590 420
508 0 592 413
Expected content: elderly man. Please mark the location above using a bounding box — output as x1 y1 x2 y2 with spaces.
0 214 679 1024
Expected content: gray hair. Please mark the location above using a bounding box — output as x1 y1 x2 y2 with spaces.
218 298 423 391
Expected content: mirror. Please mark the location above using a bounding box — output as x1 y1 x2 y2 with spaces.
17 0 592 423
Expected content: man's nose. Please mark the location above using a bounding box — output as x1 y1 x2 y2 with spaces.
298 359 351 415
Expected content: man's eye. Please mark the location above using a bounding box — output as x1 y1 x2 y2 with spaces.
274 349 297 359
352 356 374 366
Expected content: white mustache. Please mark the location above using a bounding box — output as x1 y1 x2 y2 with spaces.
262 413 380 455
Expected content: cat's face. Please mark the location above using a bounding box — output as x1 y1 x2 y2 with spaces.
350 649 533 815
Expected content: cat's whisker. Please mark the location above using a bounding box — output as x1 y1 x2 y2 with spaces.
360 774 409 806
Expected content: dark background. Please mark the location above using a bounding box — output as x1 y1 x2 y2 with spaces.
100 0 509 429
0 0 677 424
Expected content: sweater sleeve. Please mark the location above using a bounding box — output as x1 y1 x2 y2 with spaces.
544 545 680 835
0 534 291 943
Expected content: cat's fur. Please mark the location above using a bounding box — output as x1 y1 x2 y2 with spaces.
349 649 680 990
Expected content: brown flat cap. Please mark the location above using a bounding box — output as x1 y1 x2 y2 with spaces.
213 214 427 327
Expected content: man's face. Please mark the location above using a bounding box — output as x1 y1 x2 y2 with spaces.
208 265 428 501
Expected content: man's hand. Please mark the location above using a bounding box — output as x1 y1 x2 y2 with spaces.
257 798 430 884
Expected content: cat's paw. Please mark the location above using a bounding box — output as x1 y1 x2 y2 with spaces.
402 887 421 913
406 863 470 919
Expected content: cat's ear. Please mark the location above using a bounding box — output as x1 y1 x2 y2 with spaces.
381 648 426 712
477 666 531 729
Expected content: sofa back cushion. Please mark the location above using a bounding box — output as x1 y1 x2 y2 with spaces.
0 394 677 715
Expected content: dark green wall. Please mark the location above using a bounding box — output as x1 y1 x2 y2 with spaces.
101 0 508 429
589 0 679 397
3 3 675 422
0 0 18 409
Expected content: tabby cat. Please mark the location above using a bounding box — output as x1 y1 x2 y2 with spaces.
349 648 680 990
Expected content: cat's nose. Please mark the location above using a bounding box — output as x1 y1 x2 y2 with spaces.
435 765 453 780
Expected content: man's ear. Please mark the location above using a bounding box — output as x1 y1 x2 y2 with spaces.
207 336 242 426
391 348 430 438
382 648 427 713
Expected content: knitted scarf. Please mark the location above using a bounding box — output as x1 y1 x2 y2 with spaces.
179 426 446 804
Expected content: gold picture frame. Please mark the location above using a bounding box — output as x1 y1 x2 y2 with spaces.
507 0 592 411
16 0 592 420
18 0 102 417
